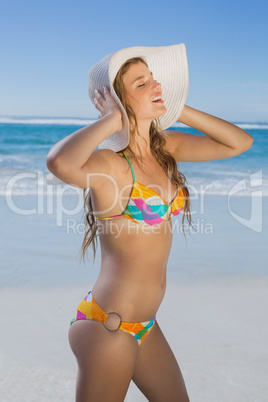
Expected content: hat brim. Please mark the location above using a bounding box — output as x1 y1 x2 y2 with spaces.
89 43 189 152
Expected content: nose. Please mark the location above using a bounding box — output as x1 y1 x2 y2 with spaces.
151 80 161 95
154 80 161 89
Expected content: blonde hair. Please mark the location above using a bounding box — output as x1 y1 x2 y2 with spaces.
80 57 194 263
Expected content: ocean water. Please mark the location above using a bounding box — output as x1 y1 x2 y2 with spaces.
0 117 267 286
0 116 267 197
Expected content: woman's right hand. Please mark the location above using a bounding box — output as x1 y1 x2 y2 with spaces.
94 86 123 132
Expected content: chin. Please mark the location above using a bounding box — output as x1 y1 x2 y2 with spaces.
156 109 167 119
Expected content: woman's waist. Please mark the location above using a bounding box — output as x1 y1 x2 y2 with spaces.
99 228 173 265
91 276 166 322
100 247 170 274
99 258 167 290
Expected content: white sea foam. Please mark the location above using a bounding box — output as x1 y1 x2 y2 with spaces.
0 158 267 196
0 116 94 126
172 121 268 130
234 123 268 129
1 177 267 196
0 116 267 129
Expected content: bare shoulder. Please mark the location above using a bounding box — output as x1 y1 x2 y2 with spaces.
79 148 122 189
47 147 124 190
84 148 119 168
161 129 185 159
53 148 122 190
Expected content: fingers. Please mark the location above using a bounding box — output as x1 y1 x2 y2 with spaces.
94 89 104 108
95 87 107 98
94 97 100 108
94 93 102 113
94 90 104 118
93 87 113 120
94 87 109 112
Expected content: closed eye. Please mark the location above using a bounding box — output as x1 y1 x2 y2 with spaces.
138 80 158 88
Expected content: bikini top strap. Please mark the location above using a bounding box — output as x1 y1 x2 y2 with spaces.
122 152 136 182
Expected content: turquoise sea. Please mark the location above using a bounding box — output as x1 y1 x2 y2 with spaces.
0 116 267 287
0 116 267 197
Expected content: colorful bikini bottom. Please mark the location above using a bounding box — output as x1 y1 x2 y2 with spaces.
70 291 156 346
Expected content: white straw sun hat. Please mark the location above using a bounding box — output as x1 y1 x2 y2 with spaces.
88 43 189 152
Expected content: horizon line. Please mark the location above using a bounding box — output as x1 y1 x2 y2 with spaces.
0 115 267 125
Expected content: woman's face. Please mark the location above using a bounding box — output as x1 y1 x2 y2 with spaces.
122 61 167 122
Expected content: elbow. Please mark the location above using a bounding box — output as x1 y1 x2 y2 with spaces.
46 154 54 172
46 152 72 182
46 154 61 174
46 146 57 172
232 132 254 156
244 134 254 151
238 130 254 153
238 138 254 156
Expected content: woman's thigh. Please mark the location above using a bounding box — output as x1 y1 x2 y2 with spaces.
132 320 190 402
68 319 139 402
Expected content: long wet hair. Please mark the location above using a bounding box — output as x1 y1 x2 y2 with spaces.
79 57 194 263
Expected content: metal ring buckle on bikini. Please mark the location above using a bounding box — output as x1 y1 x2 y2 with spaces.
102 312 122 332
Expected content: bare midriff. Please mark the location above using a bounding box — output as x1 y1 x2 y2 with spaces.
92 217 174 323
90 151 179 323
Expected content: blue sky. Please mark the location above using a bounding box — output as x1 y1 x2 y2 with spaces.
1 0 267 122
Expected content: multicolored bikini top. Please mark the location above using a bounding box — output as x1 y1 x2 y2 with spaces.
96 152 185 226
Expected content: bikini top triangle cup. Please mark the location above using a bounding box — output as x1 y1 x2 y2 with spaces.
96 152 185 226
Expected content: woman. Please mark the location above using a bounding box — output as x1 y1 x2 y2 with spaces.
46 44 253 401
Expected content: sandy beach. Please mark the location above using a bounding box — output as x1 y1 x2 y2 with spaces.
0 193 267 401
0 279 267 401
1 0 267 399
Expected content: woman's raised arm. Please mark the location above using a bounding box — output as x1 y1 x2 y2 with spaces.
46 87 122 189
164 105 254 162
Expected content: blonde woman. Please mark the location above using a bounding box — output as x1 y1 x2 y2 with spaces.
46 44 253 401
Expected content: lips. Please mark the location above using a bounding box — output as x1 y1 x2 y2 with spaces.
152 93 162 102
